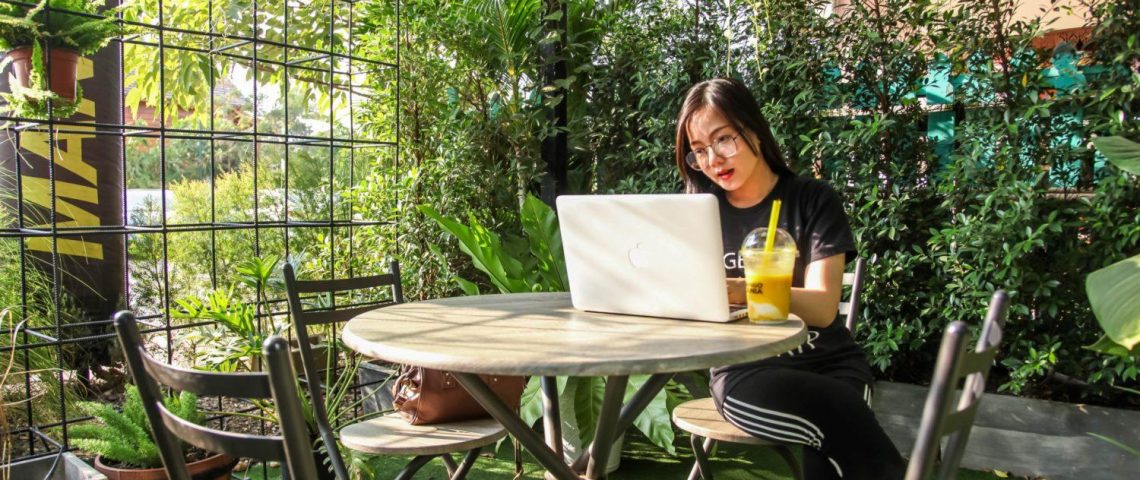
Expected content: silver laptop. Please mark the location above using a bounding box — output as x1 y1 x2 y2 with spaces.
556 193 747 322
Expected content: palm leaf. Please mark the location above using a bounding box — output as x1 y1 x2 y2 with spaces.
1086 254 1140 350
1093 136 1140 176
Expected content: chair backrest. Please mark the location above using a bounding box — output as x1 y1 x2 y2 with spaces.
281 260 403 480
839 257 866 332
904 290 1008 480
114 311 318 480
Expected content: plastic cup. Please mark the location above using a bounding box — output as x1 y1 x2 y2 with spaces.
740 228 797 323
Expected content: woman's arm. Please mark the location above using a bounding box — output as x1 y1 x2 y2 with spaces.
726 253 846 328
790 254 845 328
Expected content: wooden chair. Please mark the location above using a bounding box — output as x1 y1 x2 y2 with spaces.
283 261 507 480
672 258 865 480
114 311 319 480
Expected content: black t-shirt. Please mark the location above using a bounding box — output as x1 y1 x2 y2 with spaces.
718 174 856 284
710 174 873 396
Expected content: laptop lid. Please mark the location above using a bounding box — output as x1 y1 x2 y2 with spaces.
556 193 739 322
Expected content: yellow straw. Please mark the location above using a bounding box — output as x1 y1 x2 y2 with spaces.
764 199 782 252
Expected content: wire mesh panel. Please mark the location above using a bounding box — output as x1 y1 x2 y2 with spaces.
0 0 399 467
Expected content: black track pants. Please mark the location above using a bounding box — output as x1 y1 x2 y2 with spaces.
717 368 906 480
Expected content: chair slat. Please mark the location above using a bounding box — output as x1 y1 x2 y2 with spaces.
938 406 982 436
956 349 998 378
297 303 390 327
842 272 856 285
838 302 851 316
159 405 286 462
141 352 272 398
290 273 398 294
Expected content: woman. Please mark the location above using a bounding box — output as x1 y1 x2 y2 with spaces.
675 78 905 480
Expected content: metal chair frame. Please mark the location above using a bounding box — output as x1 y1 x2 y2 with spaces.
114 311 319 480
283 260 488 480
905 291 1007 480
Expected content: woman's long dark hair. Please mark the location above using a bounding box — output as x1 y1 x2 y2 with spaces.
674 78 792 193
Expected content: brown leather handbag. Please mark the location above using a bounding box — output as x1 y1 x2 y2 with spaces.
391 366 526 425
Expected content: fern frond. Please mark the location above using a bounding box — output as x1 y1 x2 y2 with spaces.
122 388 149 435
72 437 160 468
80 401 151 448
171 391 204 425
68 424 104 440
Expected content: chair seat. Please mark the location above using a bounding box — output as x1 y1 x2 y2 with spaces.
339 412 508 456
672 397 789 446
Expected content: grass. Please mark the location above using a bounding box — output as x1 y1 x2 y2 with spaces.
349 431 1010 479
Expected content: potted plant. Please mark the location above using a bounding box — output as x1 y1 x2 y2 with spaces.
70 385 237 480
0 0 120 119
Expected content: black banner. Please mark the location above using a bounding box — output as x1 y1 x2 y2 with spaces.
0 3 124 376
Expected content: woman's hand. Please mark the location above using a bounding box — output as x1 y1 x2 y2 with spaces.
726 278 746 305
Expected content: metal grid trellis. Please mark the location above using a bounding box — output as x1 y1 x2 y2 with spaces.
0 0 399 466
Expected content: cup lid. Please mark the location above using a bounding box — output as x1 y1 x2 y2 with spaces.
740 227 797 255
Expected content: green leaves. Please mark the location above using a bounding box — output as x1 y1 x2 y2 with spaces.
1086 255 1140 351
1082 137 1140 356
1093 136 1140 176
517 375 677 455
236 255 282 293
419 204 527 293
419 193 566 294
173 275 285 372
1086 334 1140 358
471 0 541 79
0 0 120 54
519 194 570 291
626 375 675 455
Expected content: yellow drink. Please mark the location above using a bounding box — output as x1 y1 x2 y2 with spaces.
742 250 796 323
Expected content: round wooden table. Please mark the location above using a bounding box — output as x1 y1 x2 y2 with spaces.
343 292 806 479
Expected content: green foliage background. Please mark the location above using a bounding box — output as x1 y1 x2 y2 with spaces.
346 0 1140 405
32 0 1133 438
2 0 1137 468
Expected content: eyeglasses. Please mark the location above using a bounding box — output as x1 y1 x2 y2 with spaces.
685 133 740 169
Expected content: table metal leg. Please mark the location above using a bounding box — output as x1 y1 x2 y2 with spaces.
448 447 482 480
441 453 458 475
689 436 715 480
572 373 674 472
452 372 580 480
586 375 628 479
394 455 434 480
541 376 564 458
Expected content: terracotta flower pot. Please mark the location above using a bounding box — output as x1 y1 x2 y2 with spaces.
93 453 238 480
5 46 81 102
